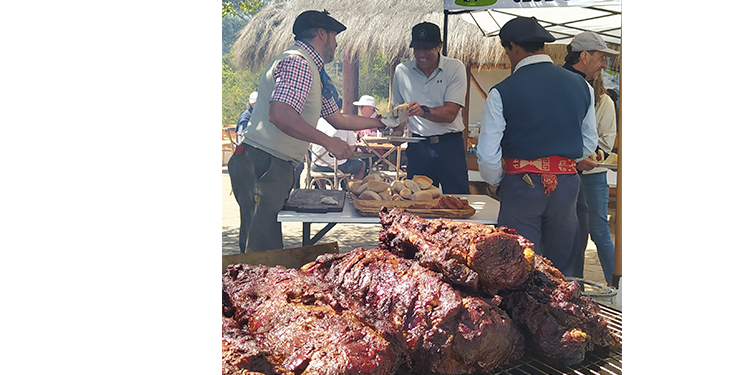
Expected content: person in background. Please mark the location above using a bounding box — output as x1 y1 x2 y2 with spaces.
353 95 380 139
562 31 620 284
390 22 469 194
476 16 598 277
310 117 366 181
228 10 385 253
235 91 258 144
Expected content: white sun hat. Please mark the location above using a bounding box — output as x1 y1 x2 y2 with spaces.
353 95 378 111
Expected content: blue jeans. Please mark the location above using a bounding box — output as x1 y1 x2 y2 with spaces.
580 172 615 283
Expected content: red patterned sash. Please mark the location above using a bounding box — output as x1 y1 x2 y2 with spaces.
504 156 576 196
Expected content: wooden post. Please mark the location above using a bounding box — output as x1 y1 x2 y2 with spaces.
342 52 359 115
388 57 400 109
613 51 622 287
463 65 471 150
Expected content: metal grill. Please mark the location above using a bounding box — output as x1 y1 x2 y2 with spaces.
490 304 622 375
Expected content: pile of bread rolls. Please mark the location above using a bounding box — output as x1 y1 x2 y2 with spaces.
348 173 441 201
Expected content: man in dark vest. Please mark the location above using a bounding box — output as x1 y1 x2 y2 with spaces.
476 16 598 276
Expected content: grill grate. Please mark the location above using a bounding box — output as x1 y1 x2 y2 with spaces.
490 304 622 375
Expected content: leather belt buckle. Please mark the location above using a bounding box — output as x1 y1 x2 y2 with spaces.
429 136 439 144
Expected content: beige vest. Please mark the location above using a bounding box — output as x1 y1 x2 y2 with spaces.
242 45 322 165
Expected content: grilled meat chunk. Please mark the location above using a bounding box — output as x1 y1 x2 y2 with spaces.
379 207 534 293
302 248 524 375
499 255 621 367
222 263 396 375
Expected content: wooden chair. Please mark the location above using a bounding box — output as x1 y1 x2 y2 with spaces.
304 146 352 190
222 125 237 166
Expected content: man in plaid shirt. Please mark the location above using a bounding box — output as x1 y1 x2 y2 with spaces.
229 10 387 253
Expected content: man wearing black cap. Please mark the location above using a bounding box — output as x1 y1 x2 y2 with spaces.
475 16 598 277
229 10 385 253
390 21 470 194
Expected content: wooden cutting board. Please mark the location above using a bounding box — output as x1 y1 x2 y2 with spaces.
282 189 346 213
351 193 476 218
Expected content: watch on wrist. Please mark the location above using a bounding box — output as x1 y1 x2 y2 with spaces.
420 105 430 118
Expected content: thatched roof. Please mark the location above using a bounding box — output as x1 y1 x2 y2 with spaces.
232 0 571 72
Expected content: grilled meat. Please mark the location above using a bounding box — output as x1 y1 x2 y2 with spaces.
379 207 534 294
302 248 524 375
499 255 621 367
222 263 396 375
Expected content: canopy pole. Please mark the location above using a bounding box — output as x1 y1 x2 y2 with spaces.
443 10 449 56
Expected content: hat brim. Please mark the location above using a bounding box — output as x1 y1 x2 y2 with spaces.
409 41 441 49
599 47 620 56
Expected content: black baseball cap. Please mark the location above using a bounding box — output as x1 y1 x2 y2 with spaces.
293 10 347 36
409 22 442 48
499 16 555 44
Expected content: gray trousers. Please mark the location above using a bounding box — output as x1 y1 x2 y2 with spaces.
228 145 295 253
497 173 581 277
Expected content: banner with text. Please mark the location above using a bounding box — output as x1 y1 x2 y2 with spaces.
444 0 620 11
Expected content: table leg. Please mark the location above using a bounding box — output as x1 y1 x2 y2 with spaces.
302 222 338 246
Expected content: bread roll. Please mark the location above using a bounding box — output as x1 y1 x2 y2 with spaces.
411 191 433 201
424 187 441 198
603 152 618 165
399 188 413 199
362 174 382 183
348 180 363 192
391 181 406 192
368 180 390 193
355 182 371 195
403 180 420 193
359 190 381 200
412 175 433 189
378 190 391 200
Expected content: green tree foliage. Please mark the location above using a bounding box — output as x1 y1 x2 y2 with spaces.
222 53 263 125
222 0 265 19
222 1 266 124
359 52 391 104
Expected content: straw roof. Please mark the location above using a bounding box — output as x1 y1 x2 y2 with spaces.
232 0 570 72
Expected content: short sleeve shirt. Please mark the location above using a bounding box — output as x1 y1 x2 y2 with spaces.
391 55 467 136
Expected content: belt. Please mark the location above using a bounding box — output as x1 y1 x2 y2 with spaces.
411 131 463 144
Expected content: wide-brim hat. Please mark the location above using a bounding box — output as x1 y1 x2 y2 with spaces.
569 31 619 55
499 16 555 44
353 95 378 110
409 22 442 48
293 10 347 37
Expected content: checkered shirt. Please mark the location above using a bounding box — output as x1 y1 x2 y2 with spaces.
271 40 339 118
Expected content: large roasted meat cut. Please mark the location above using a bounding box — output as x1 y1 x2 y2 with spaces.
499 255 621 366
222 263 396 375
377 207 619 368
379 207 534 293
301 247 524 375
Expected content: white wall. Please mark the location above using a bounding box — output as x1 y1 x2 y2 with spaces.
467 67 511 136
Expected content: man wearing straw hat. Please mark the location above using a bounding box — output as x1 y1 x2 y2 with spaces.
476 16 598 277
228 10 385 253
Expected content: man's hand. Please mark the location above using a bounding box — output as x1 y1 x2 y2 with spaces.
406 101 422 117
577 158 599 172
325 137 354 160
